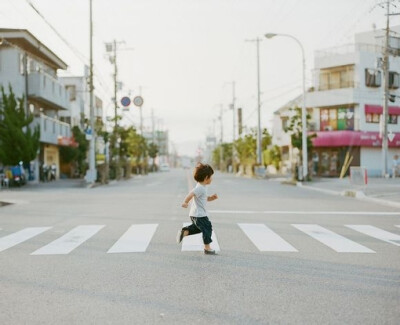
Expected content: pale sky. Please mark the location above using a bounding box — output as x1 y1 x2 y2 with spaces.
1 0 398 156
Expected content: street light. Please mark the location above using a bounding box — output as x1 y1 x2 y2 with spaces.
265 33 308 180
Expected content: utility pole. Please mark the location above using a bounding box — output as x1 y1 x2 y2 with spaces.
381 0 400 177
86 0 96 184
219 104 224 171
231 81 236 173
113 39 118 130
246 37 263 166
139 86 143 135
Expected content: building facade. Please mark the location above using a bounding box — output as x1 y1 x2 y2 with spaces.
273 26 400 177
0 29 72 181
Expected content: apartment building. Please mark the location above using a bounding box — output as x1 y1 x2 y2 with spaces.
273 26 400 177
59 69 103 129
0 28 72 181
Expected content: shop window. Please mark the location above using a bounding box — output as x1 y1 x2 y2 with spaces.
366 114 398 124
320 107 354 131
365 69 381 87
389 115 398 124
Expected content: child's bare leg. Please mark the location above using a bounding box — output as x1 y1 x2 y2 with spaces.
204 244 211 250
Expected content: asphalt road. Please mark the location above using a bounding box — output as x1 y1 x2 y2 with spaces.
1 169 399 324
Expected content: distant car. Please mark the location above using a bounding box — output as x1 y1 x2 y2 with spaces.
159 163 170 172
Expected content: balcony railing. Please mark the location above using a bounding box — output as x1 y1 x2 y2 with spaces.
28 72 70 110
31 114 71 145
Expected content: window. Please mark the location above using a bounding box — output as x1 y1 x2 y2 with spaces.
389 115 398 124
19 53 24 75
389 71 399 89
365 69 381 87
66 85 76 101
366 114 398 124
281 116 289 130
320 107 354 131
319 65 354 90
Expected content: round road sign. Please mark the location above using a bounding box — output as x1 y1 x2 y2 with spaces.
133 96 144 107
121 96 131 107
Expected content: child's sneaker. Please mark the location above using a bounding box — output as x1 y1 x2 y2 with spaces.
204 249 216 255
176 229 185 244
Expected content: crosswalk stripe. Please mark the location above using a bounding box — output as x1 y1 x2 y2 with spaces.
346 225 400 247
107 224 158 253
181 222 220 251
292 224 375 253
238 223 297 252
31 225 105 255
0 227 51 252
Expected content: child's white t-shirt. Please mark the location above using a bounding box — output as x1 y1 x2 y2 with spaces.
189 183 208 217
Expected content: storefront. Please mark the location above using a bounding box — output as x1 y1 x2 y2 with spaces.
312 131 400 177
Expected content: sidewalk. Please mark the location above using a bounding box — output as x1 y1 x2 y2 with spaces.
297 176 400 209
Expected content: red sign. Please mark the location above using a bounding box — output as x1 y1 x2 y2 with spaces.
57 136 79 148
311 130 400 148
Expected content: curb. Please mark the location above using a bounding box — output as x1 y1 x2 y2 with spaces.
298 183 400 209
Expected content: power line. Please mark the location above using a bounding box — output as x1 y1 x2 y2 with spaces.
24 0 114 99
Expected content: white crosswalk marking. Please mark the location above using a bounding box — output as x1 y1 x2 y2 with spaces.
238 223 297 252
346 225 400 247
31 225 105 255
107 224 158 253
292 224 375 253
0 227 51 252
181 222 220 251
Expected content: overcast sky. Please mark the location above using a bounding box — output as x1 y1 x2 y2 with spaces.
1 0 399 156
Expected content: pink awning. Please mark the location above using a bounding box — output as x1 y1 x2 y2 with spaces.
311 130 400 147
365 104 400 115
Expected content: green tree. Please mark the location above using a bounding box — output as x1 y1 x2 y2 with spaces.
124 127 148 174
263 145 281 170
0 86 40 165
212 142 232 171
59 126 88 177
284 107 316 155
284 107 316 179
234 132 256 165
148 142 159 171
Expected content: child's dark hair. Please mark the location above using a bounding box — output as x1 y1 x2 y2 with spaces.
193 163 214 182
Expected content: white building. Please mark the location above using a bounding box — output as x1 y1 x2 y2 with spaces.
273 26 400 177
0 29 71 181
59 68 103 129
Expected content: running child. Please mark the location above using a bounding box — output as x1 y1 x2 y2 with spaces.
177 163 218 255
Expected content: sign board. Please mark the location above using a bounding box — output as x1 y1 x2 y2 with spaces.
121 96 131 107
350 167 368 188
133 96 144 107
388 131 395 142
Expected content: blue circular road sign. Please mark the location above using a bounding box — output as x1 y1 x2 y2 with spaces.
121 96 131 107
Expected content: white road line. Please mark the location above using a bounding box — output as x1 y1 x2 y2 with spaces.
107 224 158 253
238 223 297 252
0 227 51 252
210 210 400 215
181 222 220 252
346 225 400 247
31 225 104 255
292 224 375 253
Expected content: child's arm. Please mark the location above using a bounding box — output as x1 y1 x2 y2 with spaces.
207 194 218 201
181 192 195 208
